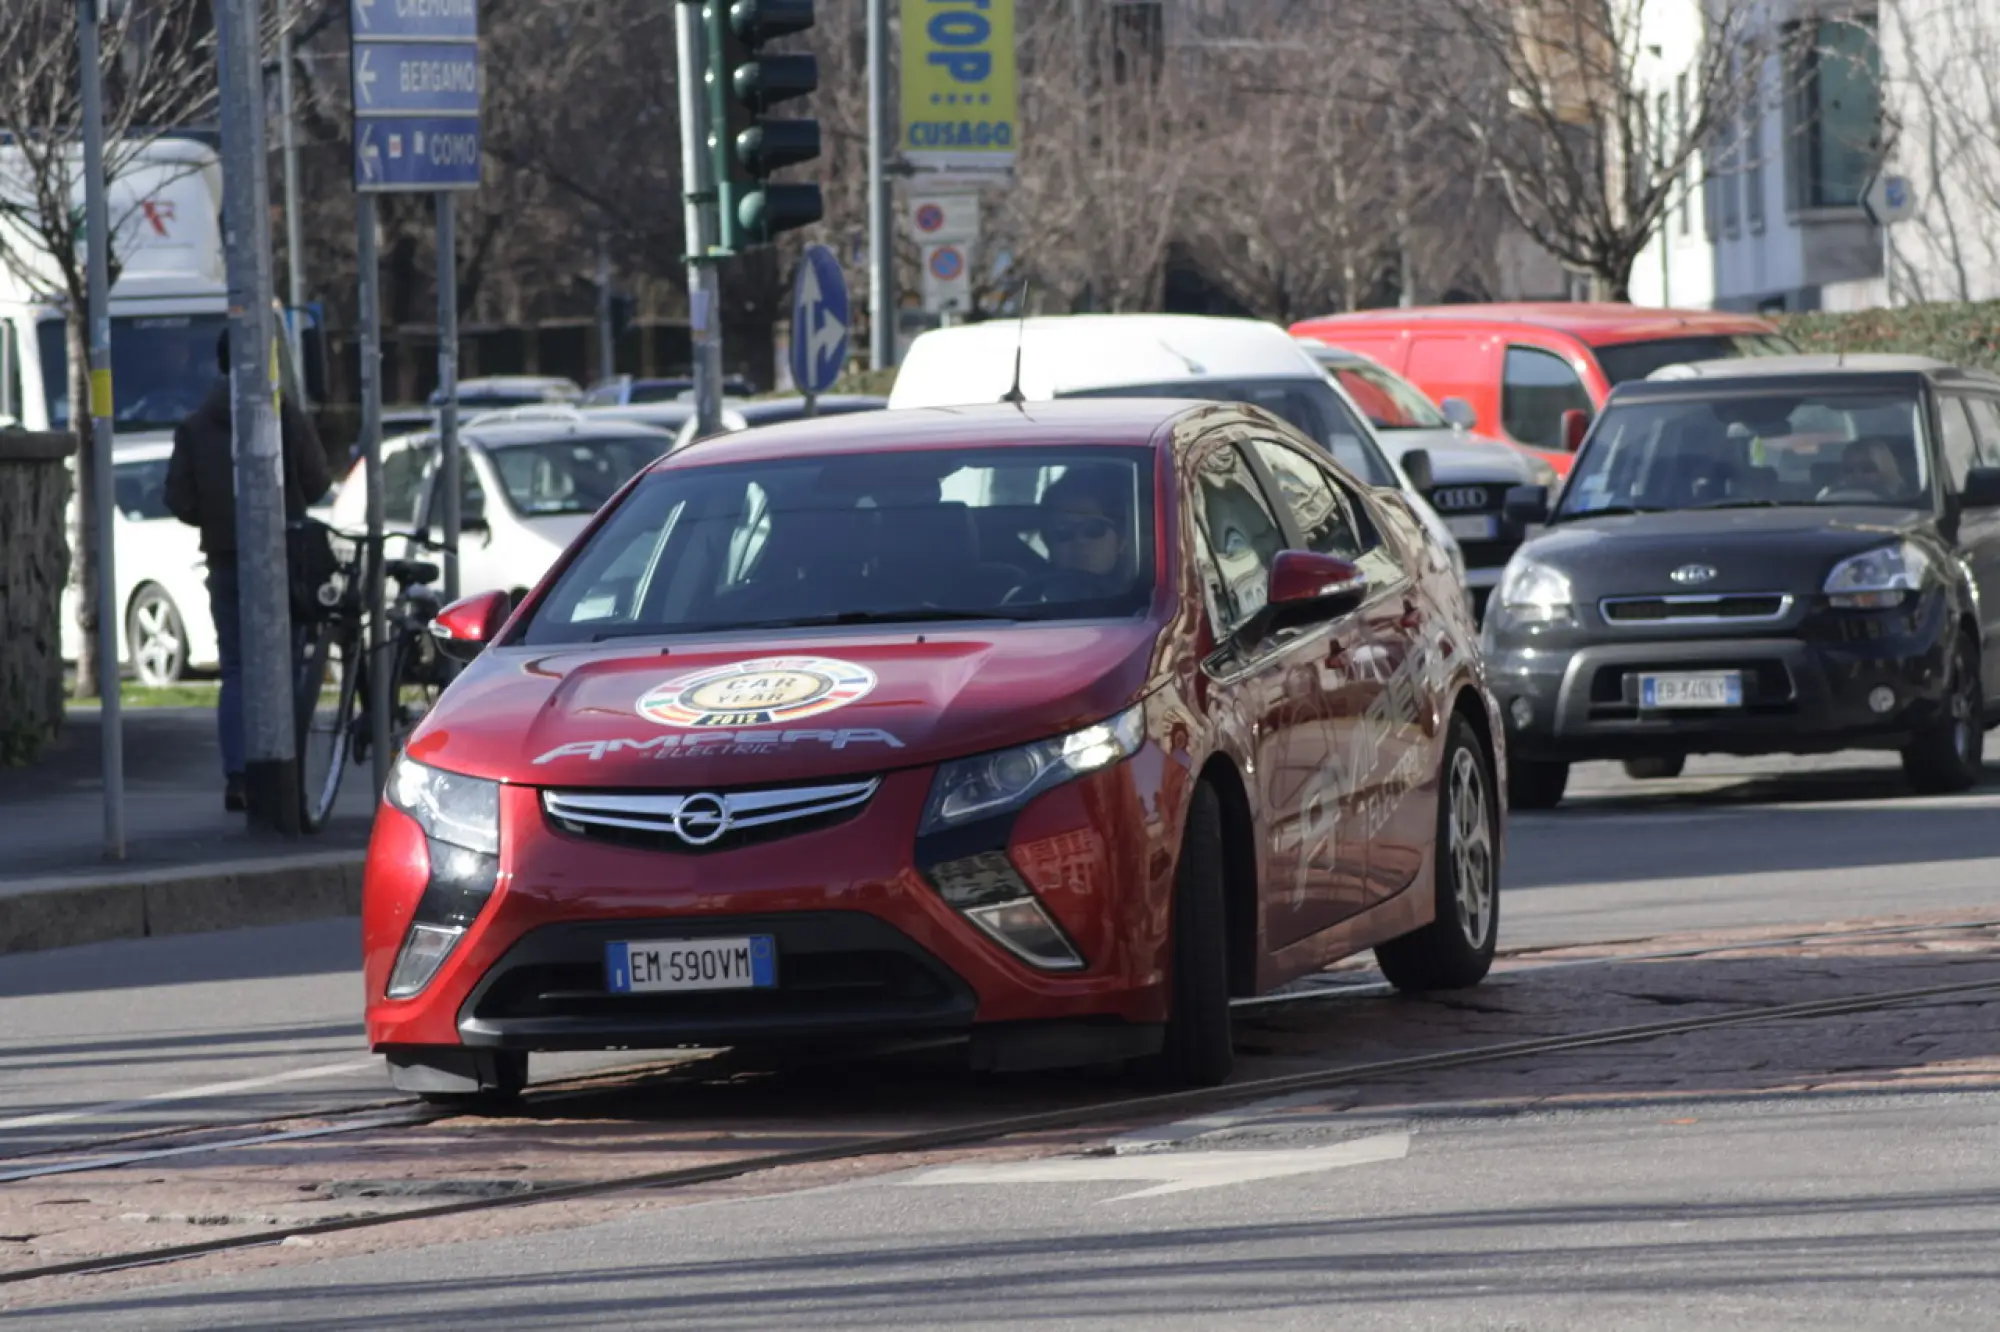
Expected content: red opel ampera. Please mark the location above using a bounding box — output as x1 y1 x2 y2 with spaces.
363 398 1507 1103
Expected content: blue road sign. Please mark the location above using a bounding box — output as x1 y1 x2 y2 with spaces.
350 0 482 192
350 0 478 41
351 42 479 116
355 117 483 192
790 244 850 395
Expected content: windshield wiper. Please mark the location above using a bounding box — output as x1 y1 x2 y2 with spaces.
1690 498 1785 510
588 608 1015 641
1555 503 1666 520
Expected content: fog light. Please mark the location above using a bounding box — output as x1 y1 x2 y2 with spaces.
963 898 1084 971
387 923 467 998
1509 697 1534 729
1869 686 1897 714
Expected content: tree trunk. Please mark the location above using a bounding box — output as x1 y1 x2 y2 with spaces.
1 433 78 764
66 311 103 701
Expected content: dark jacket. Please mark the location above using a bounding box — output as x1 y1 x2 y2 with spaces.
165 380 332 559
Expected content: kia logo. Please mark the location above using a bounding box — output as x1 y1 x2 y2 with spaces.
1429 487 1487 512
669 793 732 846
1670 564 1717 585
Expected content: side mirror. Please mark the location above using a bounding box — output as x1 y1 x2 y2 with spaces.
1963 466 2000 510
1559 408 1591 453
1503 484 1551 527
1399 447 1435 493
1441 397 1477 431
1265 551 1368 626
429 589 511 663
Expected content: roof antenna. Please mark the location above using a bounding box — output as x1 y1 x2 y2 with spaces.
1000 279 1031 407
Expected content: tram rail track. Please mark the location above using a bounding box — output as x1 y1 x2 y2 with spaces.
6 967 2000 1288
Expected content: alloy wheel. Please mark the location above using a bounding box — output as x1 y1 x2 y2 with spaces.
130 589 187 687
1448 745 1496 950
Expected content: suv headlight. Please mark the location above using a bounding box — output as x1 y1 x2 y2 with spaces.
920 704 1145 834
1825 541 1932 609
384 757 502 998
1494 556 1574 625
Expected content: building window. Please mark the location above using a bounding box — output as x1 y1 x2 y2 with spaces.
1791 14 1882 209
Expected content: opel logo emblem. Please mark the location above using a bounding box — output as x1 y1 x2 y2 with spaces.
1670 563 1717 585
1429 487 1486 512
670 793 732 846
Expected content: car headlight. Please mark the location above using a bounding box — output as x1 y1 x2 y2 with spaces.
920 704 1145 834
384 757 502 998
1495 556 1573 625
1825 541 1932 609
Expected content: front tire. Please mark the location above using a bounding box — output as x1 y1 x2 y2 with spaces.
1903 633 1984 794
1376 715 1500 992
1623 755 1686 780
1136 781 1233 1088
127 584 189 687
1508 756 1569 810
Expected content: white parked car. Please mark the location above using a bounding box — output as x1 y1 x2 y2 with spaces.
327 408 674 602
58 438 220 687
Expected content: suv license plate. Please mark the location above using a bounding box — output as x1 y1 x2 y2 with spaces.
1444 515 1498 541
1640 672 1743 709
606 937 777 994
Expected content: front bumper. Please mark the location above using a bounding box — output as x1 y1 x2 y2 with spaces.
1488 600 1956 762
362 753 1185 1062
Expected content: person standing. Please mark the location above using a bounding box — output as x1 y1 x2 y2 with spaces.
166 328 331 811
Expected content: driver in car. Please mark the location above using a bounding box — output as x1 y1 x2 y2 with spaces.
1823 438 1908 502
1017 467 1136 602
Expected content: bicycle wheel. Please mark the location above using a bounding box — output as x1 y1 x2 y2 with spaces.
298 614 364 833
385 629 448 757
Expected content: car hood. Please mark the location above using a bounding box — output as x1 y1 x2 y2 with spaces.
405 620 1166 789
1520 506 1935 597
1379 428 1537 484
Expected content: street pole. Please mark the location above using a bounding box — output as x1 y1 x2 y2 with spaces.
76 0 123 861
279 0 304 318
436 193 461 604
676 1 723 438
866 0 893 370
217 0 300 833
357 196 391 799
596 229 615 384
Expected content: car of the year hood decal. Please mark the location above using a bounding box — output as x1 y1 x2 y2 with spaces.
636 656 878 729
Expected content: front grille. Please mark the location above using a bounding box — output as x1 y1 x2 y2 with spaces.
1600 593 1792 625
1586 659 1797 719
475 949 952 1023
542 779 878 854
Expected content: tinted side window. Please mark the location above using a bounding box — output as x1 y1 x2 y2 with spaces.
1249 439 1364 560
1502 347 1593 450
1961 396 2000 467
381 444 433 526
1938 396 1980 491
1193 444 1288 632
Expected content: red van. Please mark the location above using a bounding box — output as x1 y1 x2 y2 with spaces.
1288 304 1796 475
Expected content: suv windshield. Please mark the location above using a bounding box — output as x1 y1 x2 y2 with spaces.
1594 334 1796 386
522 445 1157 645
1325 363 1447 430
486 433 668 516
1558 389 1933 518
1057 376 1397 487
38 313 226 431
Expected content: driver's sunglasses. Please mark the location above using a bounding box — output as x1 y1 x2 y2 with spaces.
1045 515 1116 543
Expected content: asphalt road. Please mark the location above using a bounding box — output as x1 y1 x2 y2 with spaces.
4 752 1997 1159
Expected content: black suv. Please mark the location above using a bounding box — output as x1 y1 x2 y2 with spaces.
1483 355 2000 808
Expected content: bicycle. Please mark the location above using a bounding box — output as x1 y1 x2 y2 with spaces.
293 520 460 833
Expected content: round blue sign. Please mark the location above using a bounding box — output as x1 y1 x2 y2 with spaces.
928 246 965 281
789 244 850 396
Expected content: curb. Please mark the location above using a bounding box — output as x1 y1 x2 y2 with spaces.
0 852 366 956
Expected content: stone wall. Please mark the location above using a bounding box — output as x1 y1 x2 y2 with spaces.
0 432 77 765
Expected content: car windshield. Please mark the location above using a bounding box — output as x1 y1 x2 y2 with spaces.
1594 334 1797 386
1327 363 1447 429
486 433 669 516
521 445 1157 645
1557 389 1933 518
628 380 692 403
1057 376 1397 487
113 455 174 521
38 313 226 432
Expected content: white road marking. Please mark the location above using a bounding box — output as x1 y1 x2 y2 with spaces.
897 1131 1411 1202
0 1059 381 1134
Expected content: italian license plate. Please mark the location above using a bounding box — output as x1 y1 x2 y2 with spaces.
605 936 777 994
1639 672 1743 709
1444 514 1498 541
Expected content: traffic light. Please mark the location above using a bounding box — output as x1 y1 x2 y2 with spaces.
705 0 823 251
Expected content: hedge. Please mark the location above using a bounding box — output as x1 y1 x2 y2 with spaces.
1777 301 2000 373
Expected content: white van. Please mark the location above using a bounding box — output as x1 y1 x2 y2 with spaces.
888 314 1468 586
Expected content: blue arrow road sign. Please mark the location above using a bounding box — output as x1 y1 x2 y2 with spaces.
350 0 478 40
355 117 483 192
351 41 480 116
790 244 851 396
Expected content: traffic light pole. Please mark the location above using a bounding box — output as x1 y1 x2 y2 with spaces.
676 2 725 440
